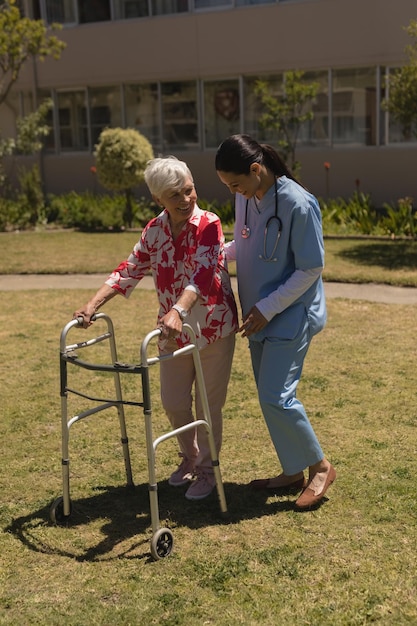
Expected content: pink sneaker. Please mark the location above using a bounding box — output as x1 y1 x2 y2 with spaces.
168 454 195 487
185 470 215 500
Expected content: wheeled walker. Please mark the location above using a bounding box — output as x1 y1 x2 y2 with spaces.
50 312 228 560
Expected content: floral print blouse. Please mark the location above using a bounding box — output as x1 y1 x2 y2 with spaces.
105 206 238 349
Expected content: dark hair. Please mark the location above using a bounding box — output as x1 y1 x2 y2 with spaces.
215 134 299 184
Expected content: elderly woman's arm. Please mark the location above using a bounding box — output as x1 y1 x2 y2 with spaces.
73 283 119 327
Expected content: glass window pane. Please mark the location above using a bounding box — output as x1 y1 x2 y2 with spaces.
78 0 111 23
195 0 231 9
299 70 329 146
243 74 282 143
151 0 187 15
332 67 377 146
125 83 160 150
204 80 240 148
88 86 122 146
113 0 149 18
161 81 199 149
45 0 76 23
56 90 88 151
244 73 329 147
235 0 274 6
385 66 416 144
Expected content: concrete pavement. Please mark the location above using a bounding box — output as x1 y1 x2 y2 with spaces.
1 273 417 304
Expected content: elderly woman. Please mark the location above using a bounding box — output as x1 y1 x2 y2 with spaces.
74 156 238 501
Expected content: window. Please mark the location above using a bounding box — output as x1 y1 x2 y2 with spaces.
124 83 160 148
385 66 416 145
113 0 149 18
194 0 232 10
78 0 111 23
235 0 274 6
44 0 76 23
298 70 329 146
243 74 282 143
40 0 111 24
244 72 330 148
204 80 240 148
56 90 88 151
151 0 188 15
161 81 199 149
87 86 122 146
331 68 378 146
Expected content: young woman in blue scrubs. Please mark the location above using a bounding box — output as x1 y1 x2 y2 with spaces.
215 134 336 510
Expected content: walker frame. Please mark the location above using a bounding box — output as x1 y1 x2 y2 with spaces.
50 312 227 560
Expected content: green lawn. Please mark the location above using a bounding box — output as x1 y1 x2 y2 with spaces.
1 233 417 624
1 230 417 286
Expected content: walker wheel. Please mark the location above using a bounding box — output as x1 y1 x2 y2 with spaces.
49 496 72 524
150 527 174 560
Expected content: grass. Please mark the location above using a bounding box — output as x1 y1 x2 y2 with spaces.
1 232 417 624
1 230 417 286
1 294 417 624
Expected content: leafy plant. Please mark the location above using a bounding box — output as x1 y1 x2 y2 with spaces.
17 164 45 226
47 192 127 231
46 191 158 231
197 198 235 228
0 1 65 107
0 1 64 194
320 192 379 236
381 196 416 238
383 20 417 140
255 71 319 176
94 128 154 228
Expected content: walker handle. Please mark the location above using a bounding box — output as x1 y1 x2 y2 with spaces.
76 314 97 326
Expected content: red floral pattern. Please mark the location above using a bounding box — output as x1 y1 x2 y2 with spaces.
106 207 238 348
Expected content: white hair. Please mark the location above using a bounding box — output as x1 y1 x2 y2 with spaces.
144 156 194 199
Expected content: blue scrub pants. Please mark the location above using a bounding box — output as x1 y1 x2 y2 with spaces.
249 319 324 475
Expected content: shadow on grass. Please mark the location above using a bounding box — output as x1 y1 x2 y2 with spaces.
335 240 417 270
5 480 301 562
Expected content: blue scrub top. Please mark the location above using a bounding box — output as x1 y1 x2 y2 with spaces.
234 176 327 340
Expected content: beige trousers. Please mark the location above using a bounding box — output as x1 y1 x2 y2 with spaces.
159 332 235 471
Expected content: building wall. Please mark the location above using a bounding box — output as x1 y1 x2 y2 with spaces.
19 0 412 89
36 144 415 207
7 0 417 206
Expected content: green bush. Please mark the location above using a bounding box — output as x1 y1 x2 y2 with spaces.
46 192 159 231
94 128 154 228
198 198 235 228
17 165 45 226
320 192 384 236
320 192 416 238
47 192 125 230
380 196 416 238
1 186 415 239
0 164 47 230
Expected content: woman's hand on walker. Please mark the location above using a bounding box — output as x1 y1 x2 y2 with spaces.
73 305 95 328
158 309 182 338
239 306 268 337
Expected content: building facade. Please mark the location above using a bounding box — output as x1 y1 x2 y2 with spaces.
2 0 417 205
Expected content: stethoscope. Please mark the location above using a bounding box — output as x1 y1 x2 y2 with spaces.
241 180 282 262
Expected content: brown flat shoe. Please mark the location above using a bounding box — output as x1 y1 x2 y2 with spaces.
249 476 306 495
294 464 336 511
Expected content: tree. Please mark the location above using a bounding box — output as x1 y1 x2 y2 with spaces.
0 98 52 197
0 0 65 106
94 128 154 228
254 71 319 177
0 0 65 205
383 20 417 140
